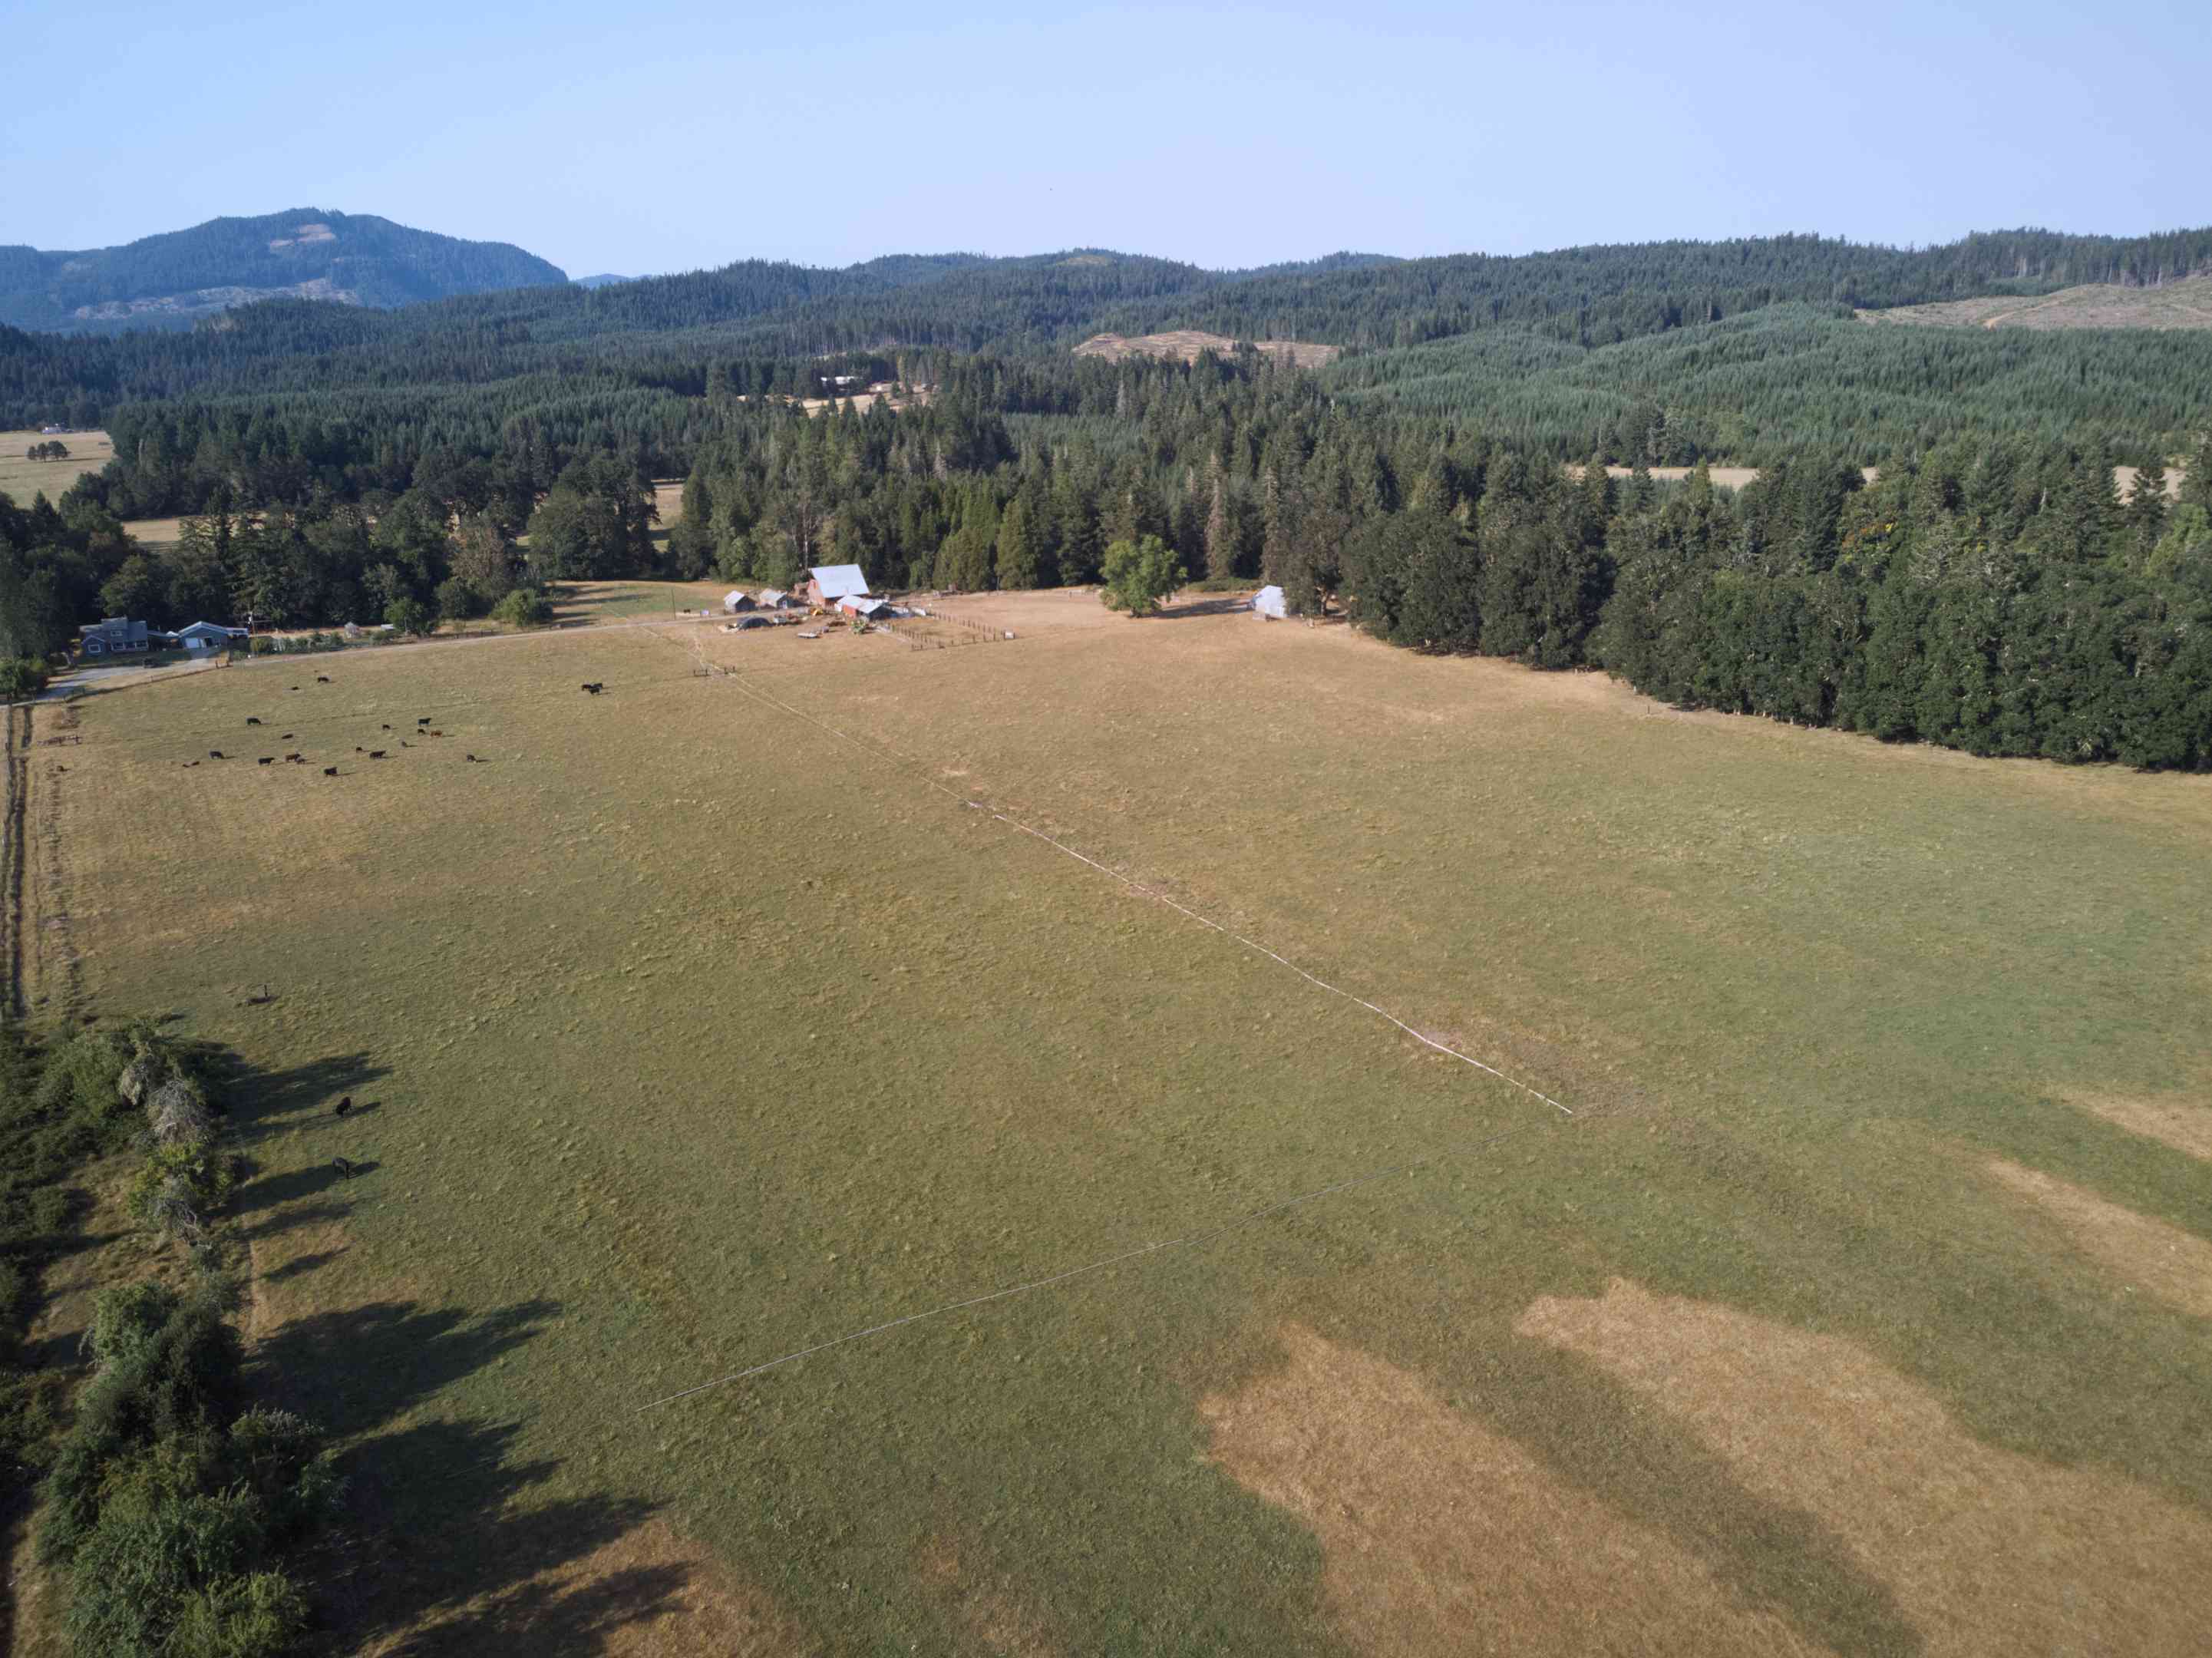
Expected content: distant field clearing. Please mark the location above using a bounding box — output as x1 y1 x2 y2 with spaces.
1862 276 2212 332
0 427 113 503
1075 330 1342 368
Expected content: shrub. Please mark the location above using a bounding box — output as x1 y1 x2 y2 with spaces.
0 657 51 699
491 586 553 628
434 576 483 623
384 596 433 637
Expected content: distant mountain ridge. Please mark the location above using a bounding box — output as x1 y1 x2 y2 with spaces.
0 210 568 334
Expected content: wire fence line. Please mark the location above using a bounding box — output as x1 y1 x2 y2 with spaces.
623 662 1586 1413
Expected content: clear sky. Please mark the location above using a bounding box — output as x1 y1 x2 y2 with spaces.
5 0 2207 278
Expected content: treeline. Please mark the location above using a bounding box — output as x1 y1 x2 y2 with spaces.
2 1022 342 1656
8 226 2210 428
1336 441 2212 769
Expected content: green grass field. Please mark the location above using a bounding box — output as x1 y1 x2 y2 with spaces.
18 597 2212 1654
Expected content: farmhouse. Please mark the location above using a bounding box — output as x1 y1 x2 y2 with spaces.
723 590 755 613
174 621 247 652
77 617 149 657
805 565 870 606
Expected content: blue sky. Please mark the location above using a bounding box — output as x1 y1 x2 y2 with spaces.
5 0 2207 276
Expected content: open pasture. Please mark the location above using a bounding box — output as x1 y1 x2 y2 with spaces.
24 593 2212 1654
0 428 113 504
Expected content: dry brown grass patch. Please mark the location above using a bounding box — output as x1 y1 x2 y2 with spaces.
2058 1089 2212 1162
1517 1279 2212 1656
1984 1158 2212 1317
1199 1324 1822 1656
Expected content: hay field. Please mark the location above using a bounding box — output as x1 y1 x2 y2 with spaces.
1861 276 2212 331
0 428 113 504
19 593 2212 1654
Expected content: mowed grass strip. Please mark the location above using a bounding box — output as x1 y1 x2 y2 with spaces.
38 598 2212 1655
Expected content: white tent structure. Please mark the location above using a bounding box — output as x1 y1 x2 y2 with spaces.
1253 585 1288 619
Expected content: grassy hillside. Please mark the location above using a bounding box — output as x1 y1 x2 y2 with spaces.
0 210 568 334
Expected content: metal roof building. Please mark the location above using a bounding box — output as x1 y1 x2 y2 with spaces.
805 565 870 604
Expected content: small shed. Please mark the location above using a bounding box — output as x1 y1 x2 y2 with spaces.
805 564 870 606
1253 586 1288 620
755 589 796 610
724 590 755 613
78 617 150 656
837 595 890 619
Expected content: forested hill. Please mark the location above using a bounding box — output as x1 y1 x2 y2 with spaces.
0 210 567 334
5 226 2209 422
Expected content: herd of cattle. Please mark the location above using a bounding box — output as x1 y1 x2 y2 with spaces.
181 676 611 774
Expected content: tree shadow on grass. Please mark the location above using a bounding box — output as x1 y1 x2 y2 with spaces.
1469 1334 1924 1658
256 1300 702 1654
211 1049 390 1142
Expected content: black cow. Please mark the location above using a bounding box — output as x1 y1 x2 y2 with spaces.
315 675 332 683
209 750 224 759
333 1095 352 1117
257 757 273 765
417 717 431 725
368 749 387 759
246 717 262 726
322 767 338 776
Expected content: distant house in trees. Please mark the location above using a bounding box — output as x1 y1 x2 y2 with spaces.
77 617 150 657
805 565 870 606
723 590 754 613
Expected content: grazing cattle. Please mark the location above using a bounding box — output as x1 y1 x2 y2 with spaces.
381 723 391 731
246 717 262 726
257 757 273 765
316 675 331 683
282 732 293 739
322 767 338 776
334 1095 352 1117
417 717 431 725
580 682 605 695
428 729 443 737
332 1156 358 1179
400 739 411 748
284 752 302 761
368 749 387 759
289 685 299 691
210 750 224 759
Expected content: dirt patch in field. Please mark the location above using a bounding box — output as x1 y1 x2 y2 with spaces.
368 1515 816 1656
918 1539 1061 1656
1517 1279 2212 1656
1985 1158 2212 1317
1199 1324 1824 1656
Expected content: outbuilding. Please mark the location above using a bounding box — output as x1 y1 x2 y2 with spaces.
176 621 248 652
837 595 890 619
1252 585 1288 619
805 564 870 606
755 589 797 610
723 590 755 613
